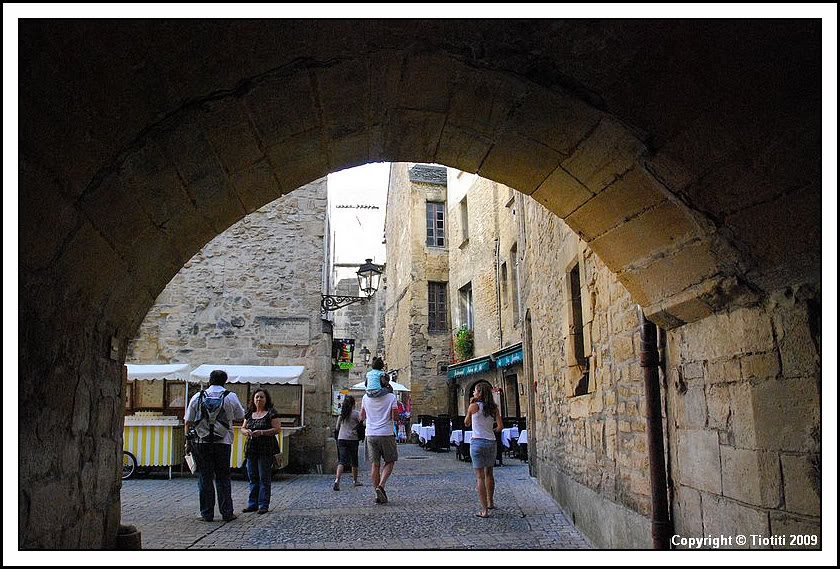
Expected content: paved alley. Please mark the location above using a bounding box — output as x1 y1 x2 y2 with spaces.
121 441 591 550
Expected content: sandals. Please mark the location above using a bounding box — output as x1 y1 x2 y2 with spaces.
474 512 490 518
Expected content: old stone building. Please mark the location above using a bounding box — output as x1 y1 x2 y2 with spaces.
383 164 453 418
127 179 334 472
18 20 825 551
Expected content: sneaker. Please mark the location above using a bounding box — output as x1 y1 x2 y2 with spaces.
333 480 340 491
242 506 259 513
222 513 237 522
257 508 268 514
375 486 387 504
200 516 214 522
353 481 363 487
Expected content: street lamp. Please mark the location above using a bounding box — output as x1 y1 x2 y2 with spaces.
321 258 384 313
360 346 371 366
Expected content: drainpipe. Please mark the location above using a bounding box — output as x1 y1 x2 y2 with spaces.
637 305 672 549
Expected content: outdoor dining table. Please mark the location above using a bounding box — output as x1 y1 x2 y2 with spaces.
450 429 473 461
500 426 519 448
410 423 422 437
418 425 435 445
517 429 528 462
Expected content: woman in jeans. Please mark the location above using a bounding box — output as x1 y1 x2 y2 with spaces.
333 396 363 491
241 389 281 514
464 383 503 518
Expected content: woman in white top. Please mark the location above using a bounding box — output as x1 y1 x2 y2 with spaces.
464 383 503 518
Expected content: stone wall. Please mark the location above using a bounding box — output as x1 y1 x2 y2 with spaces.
331 273 386 390
127 179 334 472
522 196 654 547
667 285 821 549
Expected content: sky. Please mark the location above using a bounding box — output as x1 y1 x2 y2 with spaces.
328 162 390 267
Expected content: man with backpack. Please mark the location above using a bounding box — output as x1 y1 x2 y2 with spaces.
185 369 246 522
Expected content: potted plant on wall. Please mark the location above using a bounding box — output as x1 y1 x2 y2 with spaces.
454 326 474 362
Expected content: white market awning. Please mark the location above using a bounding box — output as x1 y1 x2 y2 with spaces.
189 364 305 384
125 363 190 381
350 380 409 392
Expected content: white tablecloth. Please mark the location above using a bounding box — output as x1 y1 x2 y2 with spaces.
450 429 462 445
518 429 528 444
410 423 422 437
419 425 435 443
501 427 519 448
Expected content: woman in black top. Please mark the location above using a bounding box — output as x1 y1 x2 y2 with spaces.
241 389 281 514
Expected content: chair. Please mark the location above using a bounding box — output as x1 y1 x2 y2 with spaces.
429 417 451 452
517 418 526 433
419 415 434 427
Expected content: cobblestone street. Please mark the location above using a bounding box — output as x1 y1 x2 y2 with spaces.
121 442 591 551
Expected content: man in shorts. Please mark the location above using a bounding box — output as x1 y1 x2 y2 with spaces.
360 386 399 504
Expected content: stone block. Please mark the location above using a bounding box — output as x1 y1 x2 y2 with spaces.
706 384 730 430
447 69 520 137
266 128 330 194
531 165 594 220
702 494 769 549
435 124 492 174
326 132 369 173
590 201 701 272
774 307 819 378
617 240 720 310
567 166 665 240
479 132 562 195
781 454 821 516
510 86 602 156
674 486 704 541
244 72 318 148
678 430 721 494
769 512 821 550
202 100 264 176
383 108 446 163
706 358 741 385
729 382 758 448
561 117 646 194
681 384 707 428
740 352 780 380
720 446 781 508
752 378 820 452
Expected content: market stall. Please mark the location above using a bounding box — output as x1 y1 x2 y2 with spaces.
123 363 191 479
189 364 306 470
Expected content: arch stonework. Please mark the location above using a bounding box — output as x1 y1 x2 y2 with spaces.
18 21 820 548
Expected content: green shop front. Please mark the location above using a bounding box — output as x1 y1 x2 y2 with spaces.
447 342 525 420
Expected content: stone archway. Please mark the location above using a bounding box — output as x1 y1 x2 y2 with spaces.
18 20 820 548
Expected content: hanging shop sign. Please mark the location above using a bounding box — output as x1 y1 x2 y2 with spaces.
495 346 523 368
333 339 355 369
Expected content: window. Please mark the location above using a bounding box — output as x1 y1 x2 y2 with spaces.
426 202 446 247
428 282 448 332
459 282 473 330
500 261 508 303
459 197 469 244
568 262 591 396
510 244 520 324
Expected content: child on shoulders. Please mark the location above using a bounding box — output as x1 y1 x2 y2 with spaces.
365 356 390 398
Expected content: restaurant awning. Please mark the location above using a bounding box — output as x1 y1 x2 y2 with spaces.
189 364 305 384
447 356 491 379
447 342 524 379
495 343 523 368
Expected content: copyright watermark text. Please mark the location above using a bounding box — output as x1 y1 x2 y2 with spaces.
671 533 819 549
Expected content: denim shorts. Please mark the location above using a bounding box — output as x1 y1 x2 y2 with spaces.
337 439 360 468
469 438 496 469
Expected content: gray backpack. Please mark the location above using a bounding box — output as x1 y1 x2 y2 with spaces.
195 390 231 442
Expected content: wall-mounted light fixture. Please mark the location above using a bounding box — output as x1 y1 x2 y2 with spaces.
321 258 384 313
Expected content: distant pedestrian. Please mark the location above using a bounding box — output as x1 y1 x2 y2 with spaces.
360 384 399 504
185 369 246 522
241 389 282 514
464 383 503 518
333 396 363 491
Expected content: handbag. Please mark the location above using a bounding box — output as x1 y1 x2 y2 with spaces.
355 421 365 440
